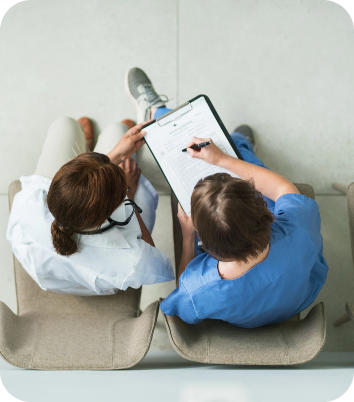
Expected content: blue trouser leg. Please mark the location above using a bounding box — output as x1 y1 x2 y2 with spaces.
230 132 255 153
229 131 275 210
153 107 171 119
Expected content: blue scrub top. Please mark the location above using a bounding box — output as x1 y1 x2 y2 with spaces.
160 136 329 328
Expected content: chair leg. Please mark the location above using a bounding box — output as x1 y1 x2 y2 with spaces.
333 313 351 326
332 182 348 195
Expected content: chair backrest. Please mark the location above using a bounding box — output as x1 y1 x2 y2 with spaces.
9 180 141 318
171 183 315 274
294 183 315 200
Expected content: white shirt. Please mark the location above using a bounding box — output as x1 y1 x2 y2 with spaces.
6 175 174 296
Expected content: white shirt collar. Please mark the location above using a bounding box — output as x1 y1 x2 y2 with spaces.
79 199 130 249
21 189 132 249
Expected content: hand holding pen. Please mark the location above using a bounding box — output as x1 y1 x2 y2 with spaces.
182 141 212 152
182 137 227 165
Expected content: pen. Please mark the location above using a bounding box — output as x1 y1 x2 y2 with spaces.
182 141 212 152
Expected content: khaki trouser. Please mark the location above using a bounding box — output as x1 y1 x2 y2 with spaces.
34 117 158 233
35 116 128 178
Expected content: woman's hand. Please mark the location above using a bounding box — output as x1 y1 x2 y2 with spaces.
177 204 196 238
119 158 141 200
186 137 226 166
107 120 152 165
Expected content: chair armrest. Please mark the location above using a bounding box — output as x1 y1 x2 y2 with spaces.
346 302 354 323
0 301 37 368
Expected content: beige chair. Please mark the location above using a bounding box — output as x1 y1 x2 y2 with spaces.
162 184 326 365
333 182 354 327
333 182 348 195
0 180 159 370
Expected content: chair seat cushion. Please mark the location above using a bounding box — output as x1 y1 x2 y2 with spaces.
161 303 325 365
0 301 159 370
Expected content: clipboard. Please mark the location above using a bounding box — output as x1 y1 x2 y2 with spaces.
142 94 243 214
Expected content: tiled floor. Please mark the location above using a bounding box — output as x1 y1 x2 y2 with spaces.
0 0 354 194
301 194 354 351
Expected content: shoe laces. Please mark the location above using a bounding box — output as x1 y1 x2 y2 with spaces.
142 84 170 107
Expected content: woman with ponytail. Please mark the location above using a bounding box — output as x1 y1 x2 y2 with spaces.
6 115 174 295
47 152 128 257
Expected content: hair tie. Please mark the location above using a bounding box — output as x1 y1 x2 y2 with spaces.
56 221 71 232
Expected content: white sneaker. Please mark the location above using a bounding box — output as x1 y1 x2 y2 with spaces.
125 67 169 123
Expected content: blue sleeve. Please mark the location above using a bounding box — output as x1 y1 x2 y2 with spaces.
160 274 203 325
274 193 322 250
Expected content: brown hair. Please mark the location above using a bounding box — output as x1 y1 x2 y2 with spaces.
191 173 274 263
46 152 127 256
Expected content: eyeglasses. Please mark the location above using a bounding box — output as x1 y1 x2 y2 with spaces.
74 199 142 235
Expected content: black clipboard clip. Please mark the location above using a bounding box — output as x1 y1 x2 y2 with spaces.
156 101 193 127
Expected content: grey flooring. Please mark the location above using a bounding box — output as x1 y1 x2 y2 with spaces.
0 0 354 193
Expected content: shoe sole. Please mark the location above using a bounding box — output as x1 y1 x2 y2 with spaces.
124 69 146 124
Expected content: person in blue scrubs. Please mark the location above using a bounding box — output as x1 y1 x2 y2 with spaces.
157 111 329 328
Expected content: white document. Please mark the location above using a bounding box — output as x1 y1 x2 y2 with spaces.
144 96 239 215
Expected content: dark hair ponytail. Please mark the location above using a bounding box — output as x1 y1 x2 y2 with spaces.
47 152 127 256
51 219 79 256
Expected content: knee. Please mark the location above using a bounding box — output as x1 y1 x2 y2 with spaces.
102 122 129 134
99 122 129 141
49 116 82 133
